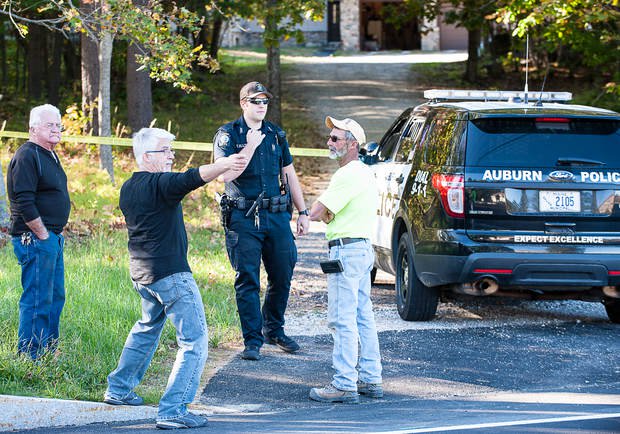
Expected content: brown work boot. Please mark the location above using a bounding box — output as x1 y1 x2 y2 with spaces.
309 384 360 404
357 381 384 398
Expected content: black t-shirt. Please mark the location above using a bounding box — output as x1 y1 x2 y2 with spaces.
119 169 206 284
7 141 71 236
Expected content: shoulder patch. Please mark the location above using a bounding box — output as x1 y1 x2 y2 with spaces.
214 130 231 150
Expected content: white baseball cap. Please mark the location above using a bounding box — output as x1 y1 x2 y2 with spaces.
325 116 366 145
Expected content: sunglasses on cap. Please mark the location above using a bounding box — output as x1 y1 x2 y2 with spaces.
247 97 270 105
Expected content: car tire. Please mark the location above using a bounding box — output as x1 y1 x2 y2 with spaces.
370 267 377 284
603 299 620 324
395 233 438 321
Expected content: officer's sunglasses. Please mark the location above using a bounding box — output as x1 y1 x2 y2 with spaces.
328 135 346 142
247 97 270 105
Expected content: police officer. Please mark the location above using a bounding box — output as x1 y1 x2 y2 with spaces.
214 81 310 361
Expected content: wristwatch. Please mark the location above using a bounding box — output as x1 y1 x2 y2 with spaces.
299 209 309 216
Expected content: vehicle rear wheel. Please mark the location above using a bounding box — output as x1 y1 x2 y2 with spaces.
395 233 438 321
603 299 620 323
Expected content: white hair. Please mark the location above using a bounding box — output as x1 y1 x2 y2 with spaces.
29 104 61 127
344 131 359 150
133 127 175 166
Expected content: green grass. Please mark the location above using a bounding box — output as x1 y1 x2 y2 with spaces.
0 228 239 402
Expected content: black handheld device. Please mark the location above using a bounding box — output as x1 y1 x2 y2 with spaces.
320 259 344 274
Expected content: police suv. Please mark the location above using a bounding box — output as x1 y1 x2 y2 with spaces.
364 89 620 323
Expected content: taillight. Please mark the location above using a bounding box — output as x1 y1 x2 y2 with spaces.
535 117 570 123
432 173 464 218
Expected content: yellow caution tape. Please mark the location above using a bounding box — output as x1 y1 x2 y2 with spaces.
0 130 329 157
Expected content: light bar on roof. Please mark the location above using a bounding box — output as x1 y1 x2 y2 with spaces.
424 89 572 102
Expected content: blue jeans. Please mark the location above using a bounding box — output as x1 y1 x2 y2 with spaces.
327 240 382 391
105 272 208 420
12 232 65 360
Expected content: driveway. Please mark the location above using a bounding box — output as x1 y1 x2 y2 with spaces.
283 51 467 142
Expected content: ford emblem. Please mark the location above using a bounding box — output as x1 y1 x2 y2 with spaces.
548 170 575 182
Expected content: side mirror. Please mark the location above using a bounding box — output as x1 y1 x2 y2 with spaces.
365 141 379 155
360 141 379 165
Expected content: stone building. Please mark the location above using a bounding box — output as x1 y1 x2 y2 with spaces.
221 1 467 52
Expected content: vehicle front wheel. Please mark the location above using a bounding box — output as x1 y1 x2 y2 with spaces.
603 298 620 323
395 233 438 321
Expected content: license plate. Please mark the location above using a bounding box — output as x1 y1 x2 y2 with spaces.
539 191 581 212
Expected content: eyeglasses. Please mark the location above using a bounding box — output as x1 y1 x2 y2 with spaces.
146 148 175 155
328 135 346 143
40 122 65 132
247 97 270 105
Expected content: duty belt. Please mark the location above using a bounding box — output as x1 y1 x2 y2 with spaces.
228 195 289 212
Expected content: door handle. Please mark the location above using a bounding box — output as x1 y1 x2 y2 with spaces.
395 174 404 184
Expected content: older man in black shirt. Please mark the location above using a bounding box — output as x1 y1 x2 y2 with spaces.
104 128 245 430
7 104 70 360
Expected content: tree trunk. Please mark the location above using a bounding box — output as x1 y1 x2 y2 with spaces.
266 44 281 125
465 28 481 83
47 32 62 106
27 24 46 100
209 16 223 59
126 0 152 133
126 42 152 133
81 0 99 135
265 0 282 126
64 36 80 83
0 162 9 229
98 32 115 184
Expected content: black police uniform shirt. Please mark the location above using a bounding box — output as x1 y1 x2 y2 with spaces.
7 141 71 236
119 168 206 285
213 115 293 200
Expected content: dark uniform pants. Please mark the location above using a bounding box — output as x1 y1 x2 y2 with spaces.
225 209 297 347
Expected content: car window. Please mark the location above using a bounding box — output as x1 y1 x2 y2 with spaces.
394 118 425 163
377 111 411 162
467 118 620 167
423 112 466 166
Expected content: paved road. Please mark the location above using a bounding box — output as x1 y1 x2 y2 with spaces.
24 323 620 433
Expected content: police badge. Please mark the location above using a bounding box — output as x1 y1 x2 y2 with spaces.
214 130 230 150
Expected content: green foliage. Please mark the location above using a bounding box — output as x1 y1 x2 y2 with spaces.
381 2 421 31
235 0 324 47
442 0 499 31
3 0 217 92
498 0 620 94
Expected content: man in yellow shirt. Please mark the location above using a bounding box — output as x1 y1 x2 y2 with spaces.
308 116 383 404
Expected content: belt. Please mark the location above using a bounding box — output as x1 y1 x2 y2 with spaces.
228 197 278 210
328 237 368 248
227 194 290 213
228 197 264 210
